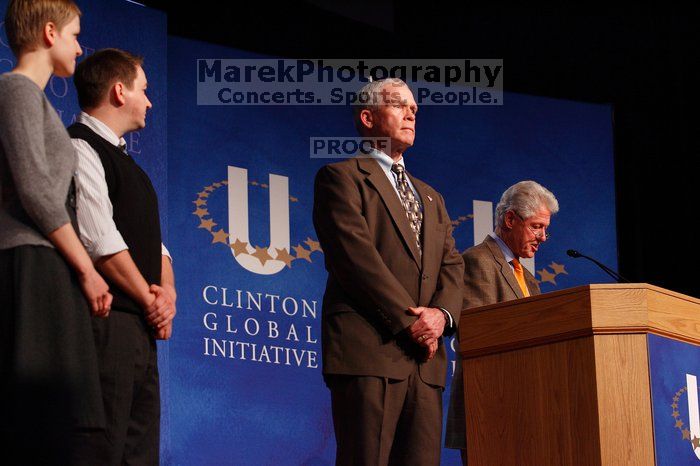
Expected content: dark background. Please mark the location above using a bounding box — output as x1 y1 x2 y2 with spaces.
142 1 699 298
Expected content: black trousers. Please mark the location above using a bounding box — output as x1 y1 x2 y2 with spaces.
72 311 160 466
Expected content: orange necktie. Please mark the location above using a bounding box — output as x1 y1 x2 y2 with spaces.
511 259 530 297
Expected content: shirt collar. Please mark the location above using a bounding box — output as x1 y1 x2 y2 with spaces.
490 232 517 264
367 148 405 176
77 112 127 149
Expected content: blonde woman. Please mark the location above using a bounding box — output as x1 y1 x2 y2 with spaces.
0 0 112 462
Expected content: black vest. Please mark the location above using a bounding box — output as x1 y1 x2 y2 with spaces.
68 123 162 315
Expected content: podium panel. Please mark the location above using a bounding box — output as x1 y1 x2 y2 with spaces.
459 284 700 465
648 334 700 465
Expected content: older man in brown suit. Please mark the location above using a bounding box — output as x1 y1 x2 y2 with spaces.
313 78 464 466
445 180 559 464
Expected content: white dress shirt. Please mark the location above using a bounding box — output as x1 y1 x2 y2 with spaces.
72 111 171 261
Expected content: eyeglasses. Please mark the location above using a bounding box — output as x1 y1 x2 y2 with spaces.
513 211 551 240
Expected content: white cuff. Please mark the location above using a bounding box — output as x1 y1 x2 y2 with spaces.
438 307 455 329
162 243 172 262
86 230 128 260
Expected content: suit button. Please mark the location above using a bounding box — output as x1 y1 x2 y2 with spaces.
422 274 429 280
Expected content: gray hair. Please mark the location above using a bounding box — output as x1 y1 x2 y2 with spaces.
495 180 559 229
352 77 407 134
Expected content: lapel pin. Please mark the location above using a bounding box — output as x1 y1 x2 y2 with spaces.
427 195 433 202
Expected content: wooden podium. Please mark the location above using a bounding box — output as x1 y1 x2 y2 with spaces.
458 283 700 465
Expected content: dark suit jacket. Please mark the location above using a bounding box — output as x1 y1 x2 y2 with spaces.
313 157 464 387
445 234 540 448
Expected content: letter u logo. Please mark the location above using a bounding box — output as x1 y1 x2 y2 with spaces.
227 166 289 275
687 374 700 459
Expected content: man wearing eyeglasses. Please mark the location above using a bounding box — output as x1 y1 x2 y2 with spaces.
445 180 559 464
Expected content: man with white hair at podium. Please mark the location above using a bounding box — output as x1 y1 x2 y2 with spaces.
445 180 559 464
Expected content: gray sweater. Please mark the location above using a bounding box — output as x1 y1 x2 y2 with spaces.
0 73 76 250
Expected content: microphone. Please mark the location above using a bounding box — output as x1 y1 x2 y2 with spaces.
566 249 630 283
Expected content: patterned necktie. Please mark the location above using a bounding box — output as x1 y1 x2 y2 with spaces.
511 258 530 297
391 163 423 255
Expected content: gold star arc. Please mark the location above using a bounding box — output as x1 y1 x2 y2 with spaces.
198 218 217 231
304 237 323 253
549 262 568 275
230 238 250 256
693 436 700 450
211 229 229 244
537 268 557 285
251 245 273 266
192 179 322 270
670 386 700 447
293 244 312 262
274 248 295 268
450 213 474 229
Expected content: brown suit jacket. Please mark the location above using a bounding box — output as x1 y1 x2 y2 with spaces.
313 157 464 387
445 234 540 449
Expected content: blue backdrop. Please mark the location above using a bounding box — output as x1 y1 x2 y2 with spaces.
167 36 617 465
2 2 619 464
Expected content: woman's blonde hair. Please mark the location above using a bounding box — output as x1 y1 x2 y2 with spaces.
4 0 81 56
